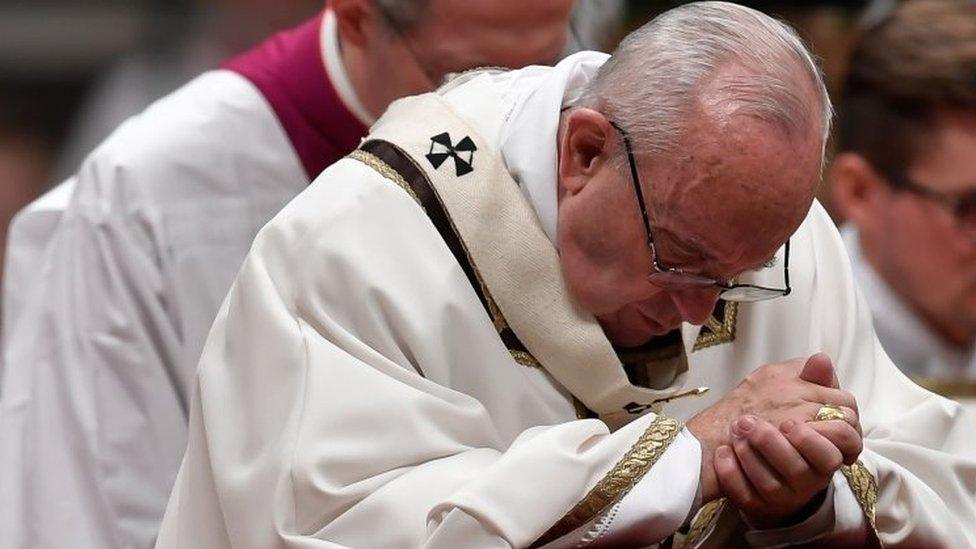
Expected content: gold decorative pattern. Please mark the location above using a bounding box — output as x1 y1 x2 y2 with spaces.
841 460 879 532
573 398 597 420
531 417 682 547
693 301 738 352
509 349 542 369
348 149 422 205
678 498 728 549
815 404 847 422
912 377 976 398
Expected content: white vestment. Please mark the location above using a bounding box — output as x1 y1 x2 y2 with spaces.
156 53 976 548
0 12 369 549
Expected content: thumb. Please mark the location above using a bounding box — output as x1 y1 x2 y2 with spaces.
799 352 838 388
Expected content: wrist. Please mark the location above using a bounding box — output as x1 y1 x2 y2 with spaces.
745 487 829 529
687 417 721 502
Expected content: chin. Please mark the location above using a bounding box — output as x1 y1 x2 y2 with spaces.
605 320 676 348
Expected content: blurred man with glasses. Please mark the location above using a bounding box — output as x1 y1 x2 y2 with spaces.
830 0 976 385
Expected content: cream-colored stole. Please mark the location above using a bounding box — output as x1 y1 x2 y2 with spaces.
358 93 696 429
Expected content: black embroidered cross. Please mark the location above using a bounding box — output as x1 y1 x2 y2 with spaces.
426 132 477 177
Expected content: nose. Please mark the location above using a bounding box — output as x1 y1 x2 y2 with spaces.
669 288 720 325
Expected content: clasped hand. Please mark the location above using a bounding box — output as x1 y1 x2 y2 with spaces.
687 353 863 528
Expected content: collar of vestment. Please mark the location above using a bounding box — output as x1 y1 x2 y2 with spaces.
223 10 368 181
439 50 609 245
356 92 693 429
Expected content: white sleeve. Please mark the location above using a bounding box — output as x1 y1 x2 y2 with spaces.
536 429 700 548
0 153 186 549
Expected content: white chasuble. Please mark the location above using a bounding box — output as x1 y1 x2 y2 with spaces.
157 54 976 548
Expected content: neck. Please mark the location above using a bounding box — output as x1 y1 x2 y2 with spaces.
859 232 975 350
339 37 386 120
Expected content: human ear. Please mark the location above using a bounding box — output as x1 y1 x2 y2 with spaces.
330 0 374 47
558 109 613 195
829 152 888 231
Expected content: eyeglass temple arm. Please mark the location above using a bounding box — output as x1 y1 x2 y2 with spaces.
610 121 656 252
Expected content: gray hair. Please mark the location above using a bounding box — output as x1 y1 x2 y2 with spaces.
579 1 833 165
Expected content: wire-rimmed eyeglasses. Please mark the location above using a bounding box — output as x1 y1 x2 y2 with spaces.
610 120 792 303
885 171 976 235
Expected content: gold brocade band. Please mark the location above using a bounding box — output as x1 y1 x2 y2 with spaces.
531 416 682 547
348 149 421 205
676 463 880 548
692 301 738 351
842 460 881 543
678 499 728 548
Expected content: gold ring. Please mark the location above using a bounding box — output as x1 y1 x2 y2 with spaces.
816 404 846 422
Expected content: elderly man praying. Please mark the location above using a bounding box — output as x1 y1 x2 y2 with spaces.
156 2 976 547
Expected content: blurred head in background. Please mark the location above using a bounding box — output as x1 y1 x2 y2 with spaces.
830 0 976 348
331 0 574 118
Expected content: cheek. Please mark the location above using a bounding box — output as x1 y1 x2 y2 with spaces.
557 183 649 314
558 246 636 316
882 204 976 303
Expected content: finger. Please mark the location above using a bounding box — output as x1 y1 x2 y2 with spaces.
780 419 844 475
714 445 763 515
805 402 862 436
739 417 814 491
732 428 791 504
804 386 859 415
807 420 864 466
798 352 837 388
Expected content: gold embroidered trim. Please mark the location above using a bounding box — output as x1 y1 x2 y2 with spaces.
693 301 738 351
678 498 727 549
912 377 976 398
510 349 542 369
348 149 422 205
531 417 682 547
841 460 879 532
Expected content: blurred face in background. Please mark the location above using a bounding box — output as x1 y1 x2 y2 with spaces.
209 0 323 50
332 0 573 117
833 110 976 343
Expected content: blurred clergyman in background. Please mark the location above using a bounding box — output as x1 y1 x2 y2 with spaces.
0 1 573 548
830 0 976 384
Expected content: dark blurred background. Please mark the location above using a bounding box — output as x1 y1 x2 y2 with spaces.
0 0 879 276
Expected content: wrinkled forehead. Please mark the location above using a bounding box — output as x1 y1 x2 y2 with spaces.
410 0 572 72
650 115 821 265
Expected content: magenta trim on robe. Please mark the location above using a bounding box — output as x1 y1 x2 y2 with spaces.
223 13 367 181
